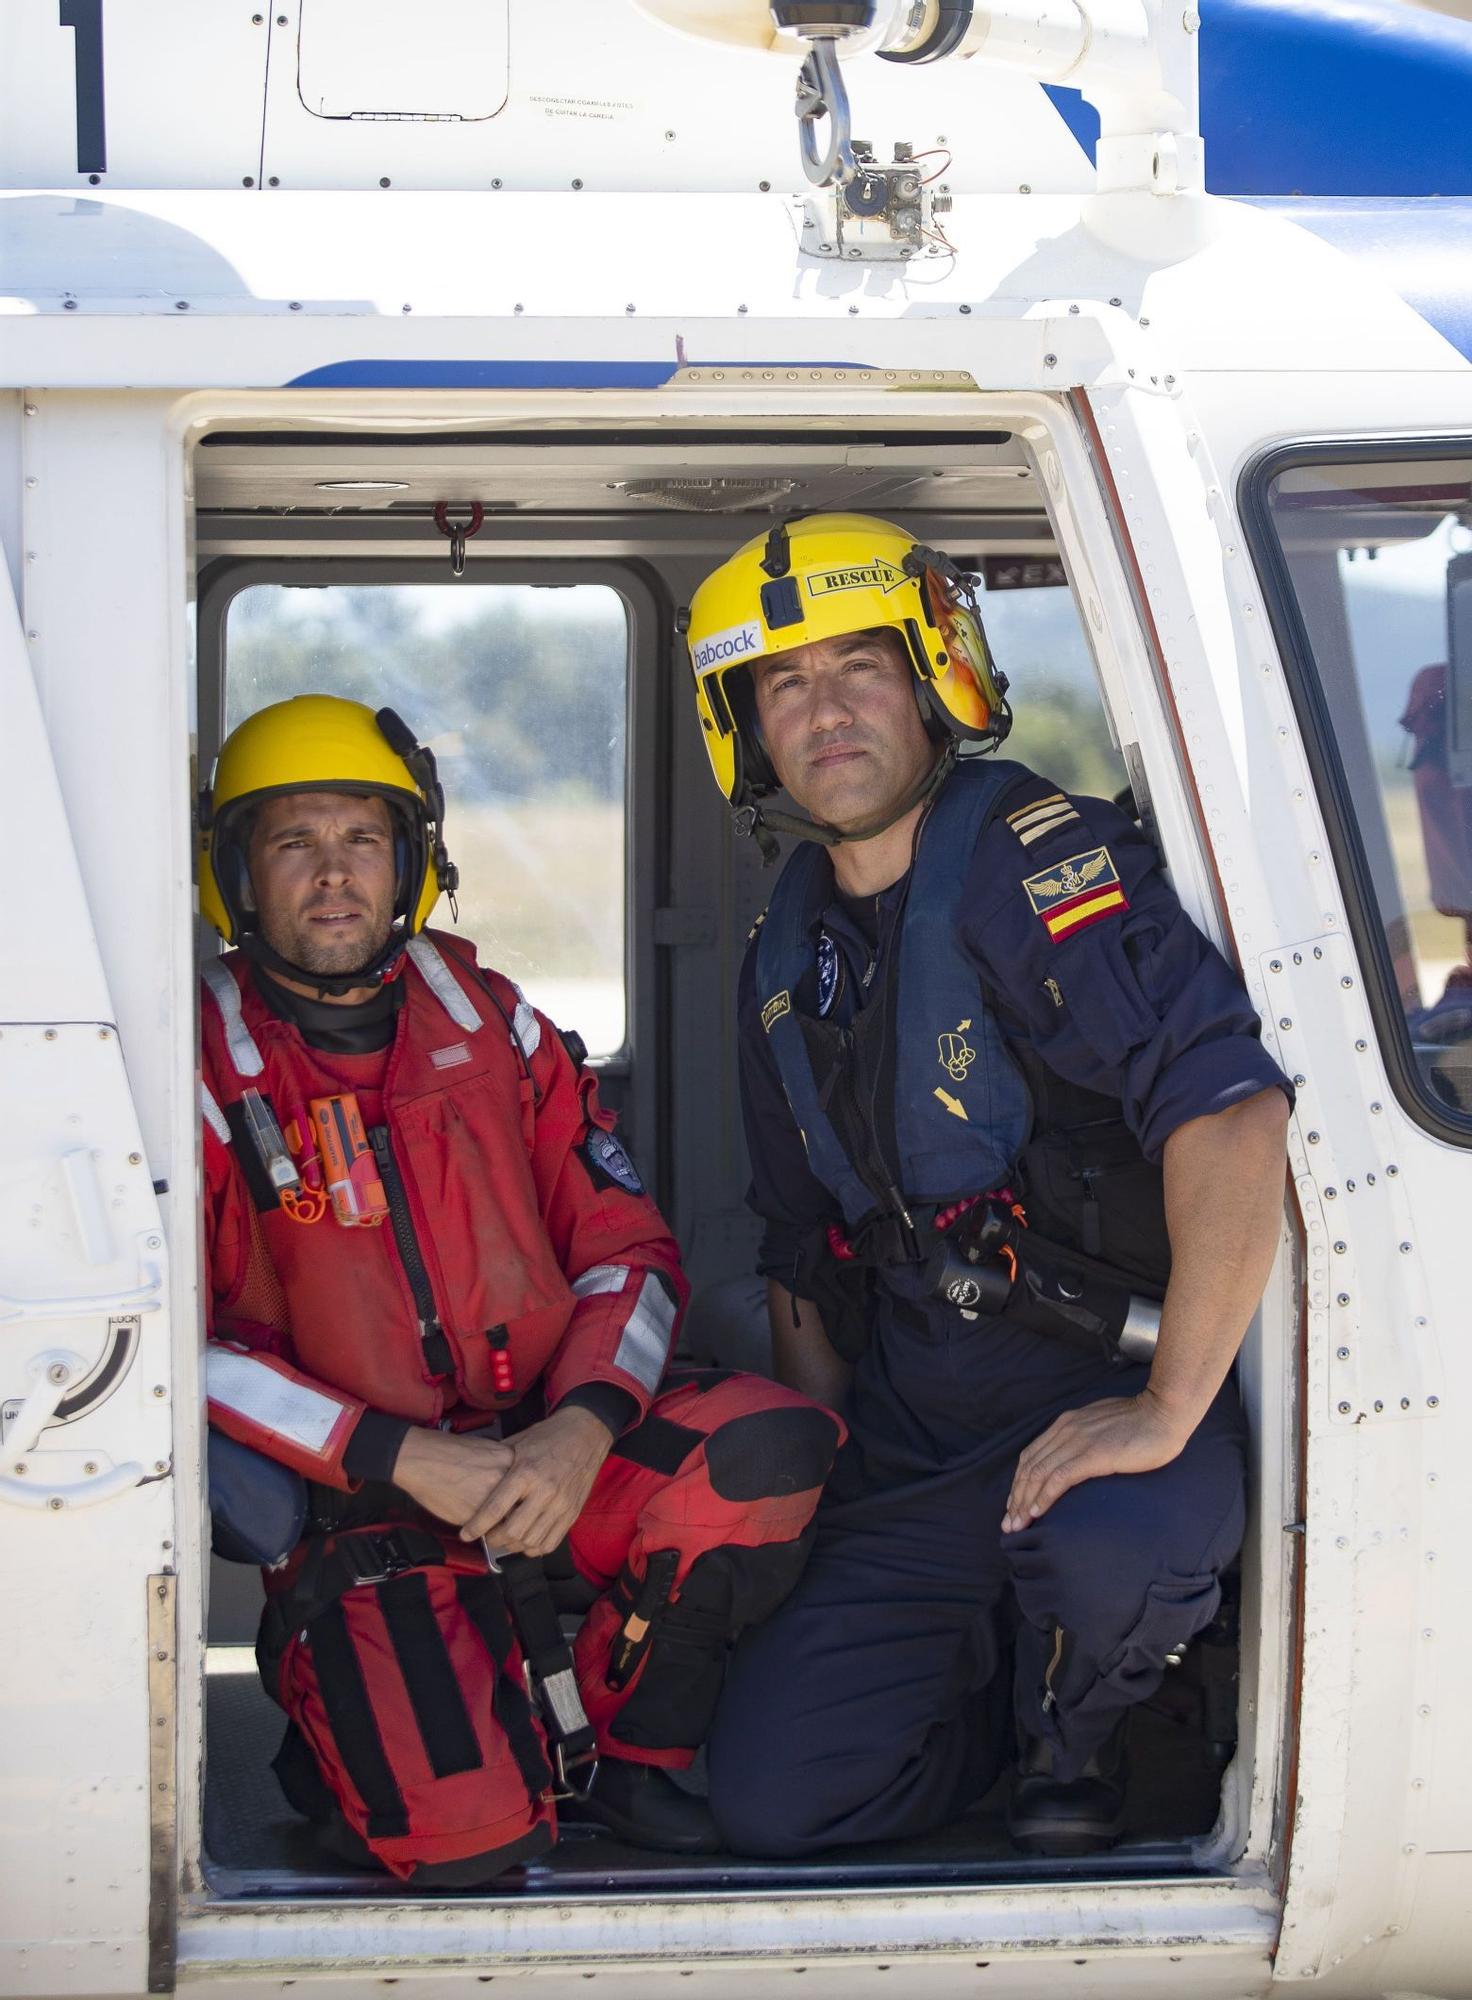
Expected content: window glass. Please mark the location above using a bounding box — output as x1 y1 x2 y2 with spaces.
977 568 1128 800
226 583 629 1057
1261 454 1472 1116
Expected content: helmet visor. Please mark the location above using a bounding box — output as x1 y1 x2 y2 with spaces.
920 565 1005 735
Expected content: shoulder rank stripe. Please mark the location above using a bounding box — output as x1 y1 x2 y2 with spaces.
1007 792 1065 823
1016 803 1080 846
1022 845 1130 941
1007 793 1082 845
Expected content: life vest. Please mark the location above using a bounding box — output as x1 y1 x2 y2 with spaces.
756 759 1031 1235
755 760 1171 1285
201 932 575 1423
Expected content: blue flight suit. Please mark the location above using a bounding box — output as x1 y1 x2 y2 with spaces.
706 765 1291 1857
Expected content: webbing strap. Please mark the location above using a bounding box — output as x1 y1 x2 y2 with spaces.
454 1573 555 1801
406 936 483 1034
201 957 265 1077
497 1553 598 1767
284 1525 450 1635
305 1600 410 1841
376 1571 483 1780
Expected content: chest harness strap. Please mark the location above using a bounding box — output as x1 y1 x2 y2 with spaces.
202 955 266 1076
203 935 497 1090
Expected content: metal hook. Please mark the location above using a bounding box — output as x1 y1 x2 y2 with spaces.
795 39 857 188
432 500 485 577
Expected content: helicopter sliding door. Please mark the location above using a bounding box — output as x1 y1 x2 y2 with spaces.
0 427 184 1996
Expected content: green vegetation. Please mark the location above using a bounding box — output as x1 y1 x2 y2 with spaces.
222 581 1127 1016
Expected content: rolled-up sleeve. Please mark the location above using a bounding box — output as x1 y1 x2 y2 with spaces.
963 791 1293 1162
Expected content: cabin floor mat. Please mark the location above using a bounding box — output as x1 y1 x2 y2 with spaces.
203 1648 1229 1896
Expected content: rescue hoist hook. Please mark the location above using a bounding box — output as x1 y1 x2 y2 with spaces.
433 501 485 577
794 38 857 188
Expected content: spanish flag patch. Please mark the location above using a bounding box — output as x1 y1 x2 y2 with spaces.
1022 846 1129 941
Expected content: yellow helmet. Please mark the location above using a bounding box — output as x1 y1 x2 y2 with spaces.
685 512 1010 809
198 695 458 983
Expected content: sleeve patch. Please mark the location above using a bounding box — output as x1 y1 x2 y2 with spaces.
581 1125 645 1196
1022 846 1130 941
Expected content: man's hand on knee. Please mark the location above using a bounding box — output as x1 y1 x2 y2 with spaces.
455 1404 615 1557
1001 1391 1192 1533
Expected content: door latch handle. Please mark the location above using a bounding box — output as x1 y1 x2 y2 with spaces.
0 1349 147 1509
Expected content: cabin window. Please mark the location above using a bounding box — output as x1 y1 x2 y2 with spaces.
225 581 631 1058
1251 444 1472 1130
973 559 1127 799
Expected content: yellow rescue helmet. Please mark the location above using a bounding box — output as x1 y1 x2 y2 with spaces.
198 695 458 971
685 512 1009 807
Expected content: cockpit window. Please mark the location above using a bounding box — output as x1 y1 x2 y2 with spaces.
1254 447 1472 1127
225 582 630 1057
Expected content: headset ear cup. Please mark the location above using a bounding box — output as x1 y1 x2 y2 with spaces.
914 677 950 747
728 672 777 797
213 808 256 933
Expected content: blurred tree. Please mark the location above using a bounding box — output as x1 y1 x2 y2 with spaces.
227 585 628 805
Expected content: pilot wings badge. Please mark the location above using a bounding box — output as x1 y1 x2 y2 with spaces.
1021 845 1129 942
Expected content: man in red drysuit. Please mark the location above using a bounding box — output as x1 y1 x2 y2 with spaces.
199 694 841 1885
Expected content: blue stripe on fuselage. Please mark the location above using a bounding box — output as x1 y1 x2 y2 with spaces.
1047 0 1472 198
1248 199 1472 364
286 359 681 389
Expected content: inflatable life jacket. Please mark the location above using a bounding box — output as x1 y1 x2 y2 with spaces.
755 760 1172 1288
202 932 571 1423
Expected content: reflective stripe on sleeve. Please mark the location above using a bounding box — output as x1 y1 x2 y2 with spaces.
406 936 483 1034
206 1347 350 1456
612 1273 675 1395
200 1081 231 1144
201 958 265 1077
569 1264 629 1301
510 983 542 1060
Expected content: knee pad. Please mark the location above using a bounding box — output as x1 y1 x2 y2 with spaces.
703 1404 841 1503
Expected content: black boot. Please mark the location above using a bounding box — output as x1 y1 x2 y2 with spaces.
571 1757 723 1855
1007 1715 1129 1857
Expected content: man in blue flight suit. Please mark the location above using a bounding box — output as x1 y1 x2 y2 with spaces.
682 514 1292 1855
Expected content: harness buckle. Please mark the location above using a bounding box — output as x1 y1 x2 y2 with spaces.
552 1743 600 1802
338 1527 428 1589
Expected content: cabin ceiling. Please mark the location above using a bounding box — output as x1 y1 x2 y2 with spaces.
193 435 1058 561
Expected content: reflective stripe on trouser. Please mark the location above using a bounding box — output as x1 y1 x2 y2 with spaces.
570 1370 842 1769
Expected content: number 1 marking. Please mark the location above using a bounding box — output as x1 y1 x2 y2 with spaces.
59 0 107 175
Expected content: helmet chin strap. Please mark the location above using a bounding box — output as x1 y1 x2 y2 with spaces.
237 922 409 1000
734 745 957 868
